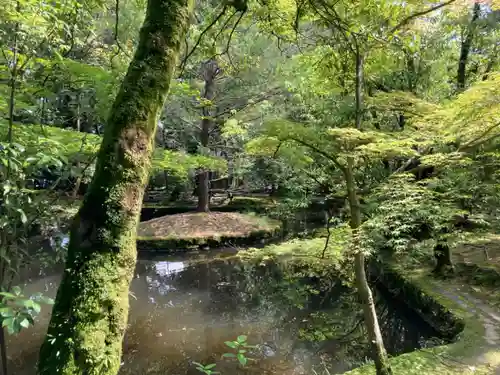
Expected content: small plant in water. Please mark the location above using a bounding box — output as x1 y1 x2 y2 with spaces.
222 335 256 366
192 362 218 375
192 335 257 374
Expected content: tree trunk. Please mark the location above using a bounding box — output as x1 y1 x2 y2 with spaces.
482 56 495 81
7 3 20 143
344 156 392 375
72 96 82 198
354 47 364 130
37 1 193 374
0 319 8 375
197 115 210 211
197 59 219 212
457 1 480 91
433 240 454 276
405 51 416 93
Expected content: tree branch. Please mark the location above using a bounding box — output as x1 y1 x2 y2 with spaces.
214 88 282 118
178 6 228 76
286 136 346 172
214 10 246 69
110 0 131 67
458 121 500 152
390 0 457 34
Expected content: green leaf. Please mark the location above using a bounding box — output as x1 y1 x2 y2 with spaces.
237 353 247 366
16 208 27 224
32 301 41 314
12 286 22 296
222 353 236 358
0 308 14 318
19 318 30 329
21 299 41 313
237 335 247 343
224 341 237 349
204 364 216 370
0 292 16 299
2 317 13 328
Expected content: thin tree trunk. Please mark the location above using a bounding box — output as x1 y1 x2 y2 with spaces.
37 1 193 374
72 94 82 198
405 50 416 93
197 59 219 212
457 1 480 91
344 156 392 375
41 98 46 124
354 47 364 130
7 3 20 143
321 209 332 259
482 56 495 81
0 319 7 375
197 119 210 212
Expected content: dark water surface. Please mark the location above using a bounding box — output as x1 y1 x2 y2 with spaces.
9 250 443 375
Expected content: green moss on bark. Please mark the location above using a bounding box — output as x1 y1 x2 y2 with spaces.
37 0 193 374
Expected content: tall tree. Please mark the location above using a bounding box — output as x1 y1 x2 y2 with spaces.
37 0 194 373
197 59 221 212
457 1 481 91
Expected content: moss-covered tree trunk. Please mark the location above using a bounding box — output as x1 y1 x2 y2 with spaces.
344 156 393 375
433 240 454 276
37 1 193 374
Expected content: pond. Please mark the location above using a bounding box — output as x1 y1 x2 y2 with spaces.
8 250 445 375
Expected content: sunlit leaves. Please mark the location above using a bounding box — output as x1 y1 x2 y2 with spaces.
151 148 227 177
245 135 314 167
416 73 500 150
252 0 298 37
361 173 461 254
221 118 247 139
0 121 226 176
446 74 500 147
254 118 419 166
356 139 418 160
367 91 440 123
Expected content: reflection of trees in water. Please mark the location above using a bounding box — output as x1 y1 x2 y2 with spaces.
131 257 442 375
308 286 443 373
373 288 442 353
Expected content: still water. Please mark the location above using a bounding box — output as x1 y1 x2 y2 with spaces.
8 251 442 375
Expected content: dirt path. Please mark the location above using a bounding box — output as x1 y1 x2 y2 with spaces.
431 281 500 372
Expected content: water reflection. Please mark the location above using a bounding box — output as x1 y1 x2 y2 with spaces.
8 253 443 375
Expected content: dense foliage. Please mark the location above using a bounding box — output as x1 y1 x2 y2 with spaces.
1 0 499 374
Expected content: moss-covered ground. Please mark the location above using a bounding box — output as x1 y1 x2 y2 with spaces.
453 233 500 272
346 235 500 375
345 266 500 375
137 212 282 250
138 211 279 239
